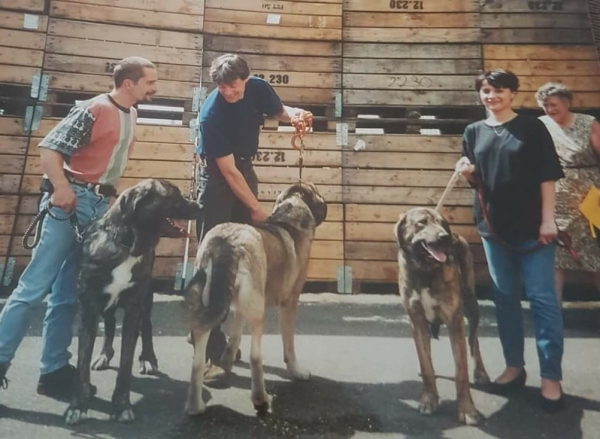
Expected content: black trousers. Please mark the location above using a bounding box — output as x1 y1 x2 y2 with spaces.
196 157 258 363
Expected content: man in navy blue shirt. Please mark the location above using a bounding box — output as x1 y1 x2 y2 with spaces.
194 53 309 383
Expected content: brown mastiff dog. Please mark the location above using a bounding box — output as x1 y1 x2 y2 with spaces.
183 182 327 416
394 207 490 425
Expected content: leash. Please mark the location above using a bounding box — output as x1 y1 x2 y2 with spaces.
290 111 313 182
435 170 461 212
22 201 83 250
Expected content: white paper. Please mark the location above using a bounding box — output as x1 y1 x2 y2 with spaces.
353 139 366 151
23 14 39 30
266 14 281 25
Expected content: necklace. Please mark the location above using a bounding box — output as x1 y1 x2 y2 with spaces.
491 124 505 137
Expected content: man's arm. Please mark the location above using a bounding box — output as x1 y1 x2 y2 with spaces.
539 180 557 245
274 105 302 124
215 154 268 223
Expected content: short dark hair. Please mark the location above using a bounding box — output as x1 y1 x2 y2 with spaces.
209 54 250 84
113 56 156 88
475 69 520 92
535 82 573 105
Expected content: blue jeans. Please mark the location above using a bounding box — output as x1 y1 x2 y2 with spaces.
0 184 109 375
482 237 564 381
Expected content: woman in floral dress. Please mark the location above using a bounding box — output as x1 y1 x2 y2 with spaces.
536 82 600 304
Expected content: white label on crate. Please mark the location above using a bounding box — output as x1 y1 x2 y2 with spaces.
266 14 281 25
353 139 366 151
23 14 39 30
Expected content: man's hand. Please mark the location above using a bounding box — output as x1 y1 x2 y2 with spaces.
50 183 77 212
250 208 269 224
539 219 558 245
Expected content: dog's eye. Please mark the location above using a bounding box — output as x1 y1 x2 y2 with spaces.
416 219 427 227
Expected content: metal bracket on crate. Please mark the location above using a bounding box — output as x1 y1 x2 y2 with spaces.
337 265 353 294
31 73 50 101
23 105 43 133
188 118 198 143
174 262 195 292
1 257 16 287
334 91 342 118
336 123 348 147
191 86 207 112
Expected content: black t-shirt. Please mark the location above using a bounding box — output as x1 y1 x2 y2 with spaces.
462 114 564 244
196 76 284 159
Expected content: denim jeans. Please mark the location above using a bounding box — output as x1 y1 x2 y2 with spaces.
482 237 564 380
0 184 109 375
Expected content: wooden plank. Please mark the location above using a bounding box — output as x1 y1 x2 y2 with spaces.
46 36 202 66
260 132 341 151
343 58 482 74
483 44 598 60
44 54 201 83
203 83 335 105
0 195 38 215
343 43 481 59
0 215 15 235
513 92 600 109
0 47 43 68
0 156 25 175
0 196 18 215
0 175 21 193
0 65 41 85
216 70 342 89
0 118 26 136
343 169 469 187
46 71 196 99
258 183 343 202
343 27 481 43
344 12 479 28
348 135 462 153
481 0 588 13
1 11 49 32
481 13 589 28
48 18 203 50
484 60 600 76
518 76 600 92
206 0 342 15
342 186 473 205
482 29 592 44
0 0 45 12
251 149 340 167
48 0 206 15
346 222 479 243
343 90 481 106
344 0 479 12
204 35 341 57
310 240 344 260
50 1 204 32
0 29 46 50
203 51 340 74
344 203 474 224
203 22 341 41
343 74 474 90
204 9 342 30
315 222 344 241
255 167 341 185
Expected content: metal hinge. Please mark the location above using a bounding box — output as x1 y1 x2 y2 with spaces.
336 123 348 146
31 73 50 101
23 105 43 133
174 262 194 292
337 265 353 294
188 118 198 143
191 86 207 112
334 91 342 118
1 258 16 287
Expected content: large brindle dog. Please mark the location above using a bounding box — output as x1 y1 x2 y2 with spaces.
394 207 490 425
65 178 201 425
183 182 327 416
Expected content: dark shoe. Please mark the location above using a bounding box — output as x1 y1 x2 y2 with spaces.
37 365 97 400
489 368 527 395
541 386 566 413
0 363 8 389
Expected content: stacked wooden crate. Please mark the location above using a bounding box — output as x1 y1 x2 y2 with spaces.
482 0 600 109
0 0 48 290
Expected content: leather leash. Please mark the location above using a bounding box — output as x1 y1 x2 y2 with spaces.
291 111 313 182
23 201 83 250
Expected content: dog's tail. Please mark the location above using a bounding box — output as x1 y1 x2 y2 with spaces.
183 237 235 325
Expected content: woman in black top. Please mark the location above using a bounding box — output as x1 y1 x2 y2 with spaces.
456 69 565 412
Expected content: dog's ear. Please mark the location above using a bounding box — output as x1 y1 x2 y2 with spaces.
393 213 407 246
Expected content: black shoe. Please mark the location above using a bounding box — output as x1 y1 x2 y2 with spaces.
489 369 527 395
0 363 8 389
541 386 566 413
37 365 97 400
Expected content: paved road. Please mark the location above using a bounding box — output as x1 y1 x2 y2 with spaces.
0 293 599 439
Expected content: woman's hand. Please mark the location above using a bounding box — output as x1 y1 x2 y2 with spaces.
539 219 558 245
455 157 476 181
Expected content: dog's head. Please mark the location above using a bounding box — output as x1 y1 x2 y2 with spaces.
394 207 454 266
271 181 328 227
117 178 201 238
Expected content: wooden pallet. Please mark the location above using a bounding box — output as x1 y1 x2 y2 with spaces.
203 0 342 41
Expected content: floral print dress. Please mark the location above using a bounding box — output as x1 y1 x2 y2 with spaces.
539 113 600 271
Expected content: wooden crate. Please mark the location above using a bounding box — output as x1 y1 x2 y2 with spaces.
203 0 342 41
202 35 342 113
343 0 481 43
0 0 45 12
49 0 205 32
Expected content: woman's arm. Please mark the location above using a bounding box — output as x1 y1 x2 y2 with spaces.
590 119 600 156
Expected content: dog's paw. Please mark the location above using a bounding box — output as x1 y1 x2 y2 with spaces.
418 393 439 415
139 359 159 375
287 363 311 381
64 407 88 425
111 406 135 423
91 354 112 371
252 392 271 415
458 406 480 426
184 401 207 416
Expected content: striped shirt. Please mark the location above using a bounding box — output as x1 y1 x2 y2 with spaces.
39 94 137 185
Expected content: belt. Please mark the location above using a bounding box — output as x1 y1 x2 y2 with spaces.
65 174 117 197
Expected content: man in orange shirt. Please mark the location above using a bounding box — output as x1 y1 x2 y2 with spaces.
0 57 158 399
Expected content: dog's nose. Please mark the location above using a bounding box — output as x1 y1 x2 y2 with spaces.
438 232 451 244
